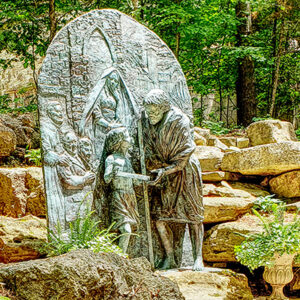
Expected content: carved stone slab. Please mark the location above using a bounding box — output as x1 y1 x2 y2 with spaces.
38 9 194 261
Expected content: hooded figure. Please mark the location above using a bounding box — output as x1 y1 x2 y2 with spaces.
79 67 139 160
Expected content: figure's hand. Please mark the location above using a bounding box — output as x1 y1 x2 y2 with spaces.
58 155 70 167
112 166 121 178
148 168 165 186
84 171 95 184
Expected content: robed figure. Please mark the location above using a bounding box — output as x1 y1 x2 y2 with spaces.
142 89 204 270
79 67 139 160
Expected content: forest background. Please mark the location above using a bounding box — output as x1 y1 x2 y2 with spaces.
0 0 299 130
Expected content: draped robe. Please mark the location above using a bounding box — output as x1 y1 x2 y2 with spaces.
143 106 204 224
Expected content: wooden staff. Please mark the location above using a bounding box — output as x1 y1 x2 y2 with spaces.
137 118 154 269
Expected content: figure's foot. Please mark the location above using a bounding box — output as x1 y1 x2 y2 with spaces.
193 257 204 271
161 257 177 270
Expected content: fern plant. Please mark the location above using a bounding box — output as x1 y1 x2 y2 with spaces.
44 197 126 257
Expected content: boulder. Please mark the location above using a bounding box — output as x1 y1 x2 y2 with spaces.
0 113 40 149
202 171 241 182
0 215 47 263
0 167 46 217
0 249 184 300
203 182 254 198
269 170 300 198
218 137 237 147
246 120 297 146
203 214 297 263
236 137 249 149
224 146 240 153
221 142 300 175
194 131 207 146
208 137 228 151
195 146 224 171
0 125 16 157
194 127 210 140
229 182 270 197
161 269 253 300
203 197 255 224
203 215 263 263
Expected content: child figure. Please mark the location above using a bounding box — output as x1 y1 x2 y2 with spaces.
104 127 139 253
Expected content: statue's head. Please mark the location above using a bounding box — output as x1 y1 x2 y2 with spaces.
61 131 78 156
79 137 93 160
143 89 170 125
47 101 63 125
105 127 131 155
102 68 120 91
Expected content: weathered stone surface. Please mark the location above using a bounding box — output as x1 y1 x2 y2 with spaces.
161 269 253 300
0 113 39 149
224 146 240 153
194 127 210 140
269 170 300 198
194 131 207 146
208 137 228 151
229 182 270 197
236 137 249 149
0 51 42 94
202 171 241 182
219 137 237 147
203 215 263 262
203 197 255 224
0 125 16 157
246 120 297 146
0 215 47 263
0 167 46 217
203 182 254 198
195 146 224 171
0 249 184 300
221 142 300 175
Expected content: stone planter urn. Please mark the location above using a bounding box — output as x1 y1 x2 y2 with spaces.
263 253 295 299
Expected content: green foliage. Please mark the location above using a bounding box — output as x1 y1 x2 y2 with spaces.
234 201 300 272
253 194 283 212
202 120 230 135
295 129 300 141
1 0 299 125
44 202 125 257
251 116 274 122
24 148 41 166
0 94 37 114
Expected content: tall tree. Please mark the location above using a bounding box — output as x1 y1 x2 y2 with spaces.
235 0 256 126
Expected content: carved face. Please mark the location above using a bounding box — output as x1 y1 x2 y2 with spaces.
48 103 63 125
145 104 165 125
107 71 119 90
79 138 92 160
63 132 78 155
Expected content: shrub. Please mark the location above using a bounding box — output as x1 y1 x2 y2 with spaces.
234 202 300 272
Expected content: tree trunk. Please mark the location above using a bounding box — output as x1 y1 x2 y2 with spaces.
269 21 285 117
49 0 56 42
235 0 256 126
175 32 180 58
236 56 256 126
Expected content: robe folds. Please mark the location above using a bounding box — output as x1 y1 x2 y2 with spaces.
143 106 204 224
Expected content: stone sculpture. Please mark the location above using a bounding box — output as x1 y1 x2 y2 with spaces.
103 127 140 252
38 9 203 270
143 89 204 270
